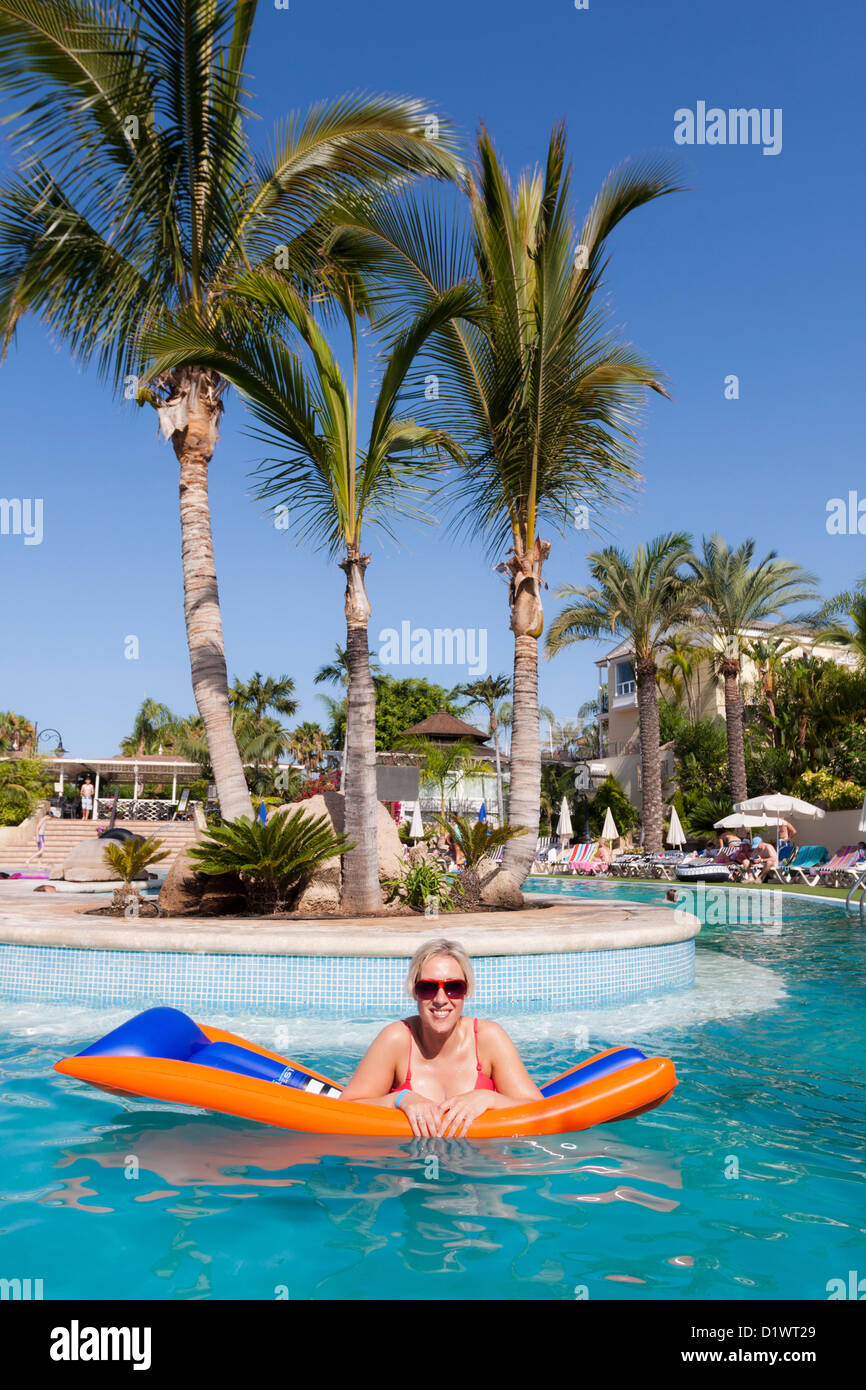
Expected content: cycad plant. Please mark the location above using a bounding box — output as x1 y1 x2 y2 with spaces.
0 0 462 822
437 814 527 909
327 127 682 881
545 534 695 852
187 810 354 914
146 267 471 913
688 536 817 803
103 835 169 912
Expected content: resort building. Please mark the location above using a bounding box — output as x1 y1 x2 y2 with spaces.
590 622 858 809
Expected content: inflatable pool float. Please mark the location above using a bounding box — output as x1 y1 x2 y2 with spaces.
675 862 731 883
55 1007 676 1138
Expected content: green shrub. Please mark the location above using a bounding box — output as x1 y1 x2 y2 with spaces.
588 776 640 838
791 769 866 810
187 810 354 913
383 859 459 912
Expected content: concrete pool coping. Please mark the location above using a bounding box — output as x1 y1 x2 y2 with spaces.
0 889 699 957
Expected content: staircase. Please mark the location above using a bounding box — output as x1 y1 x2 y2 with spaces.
0 819 199 877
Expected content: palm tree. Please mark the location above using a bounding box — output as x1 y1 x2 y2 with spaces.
0 711 35 753
741 635 797 742
400 736 479 819
687 536 818 803
545 534 695 852
656 632 713 724
451 674 510 825
811 579 866 666
289 721 327 775
328 128 682 880
145 266 471 913
0 0 463 822
119 699 179 756
230 673 298 723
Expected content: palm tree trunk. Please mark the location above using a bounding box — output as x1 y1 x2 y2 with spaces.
502 539 550 883
339 554 382 914
503 631 541 881
636 658 664 853
490 711 505 827
168 368 252 824
722 660 748 803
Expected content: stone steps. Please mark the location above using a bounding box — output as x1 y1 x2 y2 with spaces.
0 820 199 875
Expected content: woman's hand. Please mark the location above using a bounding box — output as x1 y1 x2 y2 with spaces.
438 1090 493 1138
399 1094 443 1138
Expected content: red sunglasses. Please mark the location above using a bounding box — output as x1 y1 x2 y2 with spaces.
414 978 468 1002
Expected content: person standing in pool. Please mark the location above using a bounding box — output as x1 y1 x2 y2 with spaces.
341 937 543 1137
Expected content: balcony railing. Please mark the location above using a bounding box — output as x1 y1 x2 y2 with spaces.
615 680 636 696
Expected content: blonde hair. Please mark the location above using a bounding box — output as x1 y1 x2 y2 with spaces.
404 938 475 998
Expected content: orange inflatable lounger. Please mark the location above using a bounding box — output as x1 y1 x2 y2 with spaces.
54 1007 677 1138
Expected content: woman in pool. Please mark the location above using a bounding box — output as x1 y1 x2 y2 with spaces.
341 938 543 1137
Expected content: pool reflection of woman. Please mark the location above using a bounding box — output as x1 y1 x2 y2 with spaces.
341 938 543 1138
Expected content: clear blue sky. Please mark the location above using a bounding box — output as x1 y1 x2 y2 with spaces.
1 0 864 755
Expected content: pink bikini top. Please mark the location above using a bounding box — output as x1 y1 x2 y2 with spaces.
391 1017 496 1093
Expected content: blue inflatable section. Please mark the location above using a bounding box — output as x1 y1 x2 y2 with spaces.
77 1007 209 1061
540 1047 646 1099
76 1007 341 1096
77 1008 645 1102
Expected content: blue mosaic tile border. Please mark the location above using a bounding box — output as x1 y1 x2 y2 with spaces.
0 941 694 1016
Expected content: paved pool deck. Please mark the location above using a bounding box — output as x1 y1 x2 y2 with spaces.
0 886 699 956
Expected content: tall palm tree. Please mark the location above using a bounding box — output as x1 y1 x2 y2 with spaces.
328 127 682 880
545 534 695 852
145 268 471 913
0 0 462 822
451 674 510 824
687 536 818 803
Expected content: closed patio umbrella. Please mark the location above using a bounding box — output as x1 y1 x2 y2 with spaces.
409 801 424 840
858 794 866 835
600 806 619 842
666 805 686 847
556 796 574 841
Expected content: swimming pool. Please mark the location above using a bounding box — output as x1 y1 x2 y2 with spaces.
1 880 863 1301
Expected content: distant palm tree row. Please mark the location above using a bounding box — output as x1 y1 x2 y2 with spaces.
545 534 819 851
0 0 682 906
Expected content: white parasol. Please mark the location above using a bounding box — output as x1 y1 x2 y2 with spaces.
600 806 619 842
666 805 687 847
409 801 424 840
556 796 574 841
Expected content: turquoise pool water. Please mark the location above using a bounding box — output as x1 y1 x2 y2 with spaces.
1 880 864 1301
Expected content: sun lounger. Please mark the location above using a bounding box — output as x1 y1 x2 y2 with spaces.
566 843 593 873
813 845 858 886
767 844 828 885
